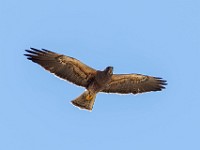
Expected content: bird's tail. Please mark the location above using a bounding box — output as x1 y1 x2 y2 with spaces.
71 91 96 111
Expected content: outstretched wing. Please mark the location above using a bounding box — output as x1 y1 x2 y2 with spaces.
24 48 97 87
102 74 167 94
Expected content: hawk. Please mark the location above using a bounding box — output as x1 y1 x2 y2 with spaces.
24 48 167 111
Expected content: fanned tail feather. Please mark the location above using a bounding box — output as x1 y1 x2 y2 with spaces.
71 91 96 111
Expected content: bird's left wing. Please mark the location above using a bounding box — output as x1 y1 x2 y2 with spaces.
24 48 97 87
101 74 167 94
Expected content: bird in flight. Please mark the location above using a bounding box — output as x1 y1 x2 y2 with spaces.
24 48 167 111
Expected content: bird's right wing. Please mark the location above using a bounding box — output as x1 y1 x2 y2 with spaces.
24 48 97 87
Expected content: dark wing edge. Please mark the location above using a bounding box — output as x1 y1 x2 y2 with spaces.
24 48 97 87
101 74 167 94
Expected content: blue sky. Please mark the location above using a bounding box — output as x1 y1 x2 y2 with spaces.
1 0 200 150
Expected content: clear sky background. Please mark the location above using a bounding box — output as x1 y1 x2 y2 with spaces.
1 0 200 150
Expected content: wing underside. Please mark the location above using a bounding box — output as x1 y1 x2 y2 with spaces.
102 74 167 94
24 48 96 87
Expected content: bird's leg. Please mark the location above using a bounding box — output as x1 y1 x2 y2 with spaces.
85 91 94 100
86 94 93 100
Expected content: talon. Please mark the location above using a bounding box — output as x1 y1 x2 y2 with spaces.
86 94 93 100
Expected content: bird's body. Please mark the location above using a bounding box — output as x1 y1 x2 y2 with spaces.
71 67 113 110
88 67 113 92
25 48 167 111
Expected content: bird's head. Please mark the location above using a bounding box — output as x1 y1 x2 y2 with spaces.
104 66 113 75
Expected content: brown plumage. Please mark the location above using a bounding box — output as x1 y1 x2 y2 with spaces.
24 48 167 111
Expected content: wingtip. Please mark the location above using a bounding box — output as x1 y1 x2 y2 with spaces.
30 47 37 51
155 77 167 85
41 48 52 53
154 77 167 91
